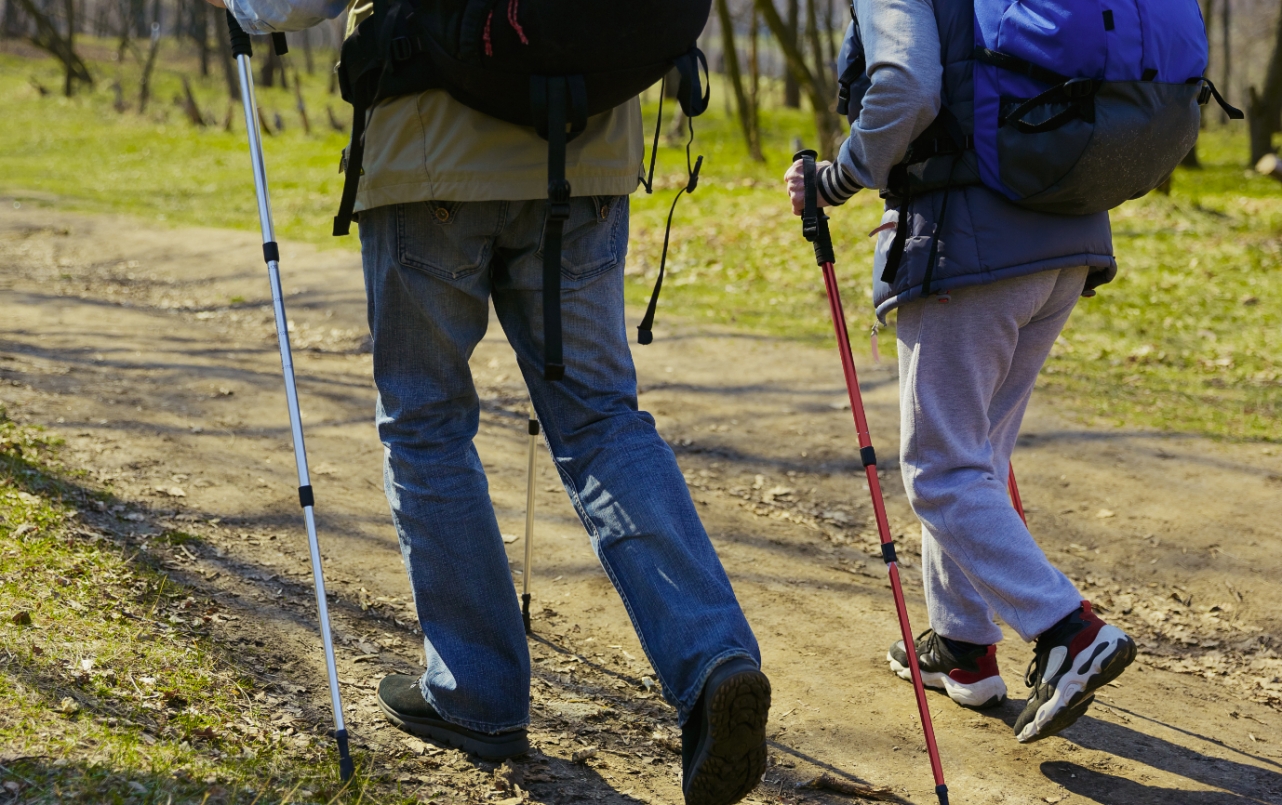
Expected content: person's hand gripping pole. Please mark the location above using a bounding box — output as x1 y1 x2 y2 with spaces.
225 11 354 784
795 150 950 805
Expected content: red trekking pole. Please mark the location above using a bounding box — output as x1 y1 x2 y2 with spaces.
1008 466 1027 524
795 150 949 805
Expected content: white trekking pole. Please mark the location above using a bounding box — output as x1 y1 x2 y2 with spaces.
224 11 354 783
521 406 539 634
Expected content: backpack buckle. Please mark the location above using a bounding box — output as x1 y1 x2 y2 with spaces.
391 36 412 62
1063 78 1097 100
548 179 571 221
1198 82 1213 106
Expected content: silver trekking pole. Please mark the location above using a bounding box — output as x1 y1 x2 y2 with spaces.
224 12 354 783
521 406 539 634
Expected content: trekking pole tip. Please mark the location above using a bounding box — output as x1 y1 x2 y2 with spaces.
521 593 532 635
936 784 949 805
636 327 653 346
335 728 355 782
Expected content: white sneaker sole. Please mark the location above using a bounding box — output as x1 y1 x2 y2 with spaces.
888 653 1008 709
1015 624 1135 743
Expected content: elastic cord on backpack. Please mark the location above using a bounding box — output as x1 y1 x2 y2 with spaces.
637 114 702 346
639 77 666 195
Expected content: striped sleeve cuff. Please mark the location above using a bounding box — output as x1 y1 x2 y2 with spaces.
818 162 862 206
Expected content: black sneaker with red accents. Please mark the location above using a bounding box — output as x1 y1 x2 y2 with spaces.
1014 601 1136 743
888 630 1007 709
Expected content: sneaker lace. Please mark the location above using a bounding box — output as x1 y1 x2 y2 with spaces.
1024 650 1045 688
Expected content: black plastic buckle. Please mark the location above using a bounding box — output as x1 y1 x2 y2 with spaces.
1198 82 1213 106
1063 78 1097 100
548 180 571 221
391 36 412 62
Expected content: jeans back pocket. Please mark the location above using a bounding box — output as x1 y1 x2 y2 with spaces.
396 201 496 281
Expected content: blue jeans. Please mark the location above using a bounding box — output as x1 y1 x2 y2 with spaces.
359 197 760 733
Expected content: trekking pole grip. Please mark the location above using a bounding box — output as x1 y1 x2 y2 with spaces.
226 10 252 58
793 149 835 267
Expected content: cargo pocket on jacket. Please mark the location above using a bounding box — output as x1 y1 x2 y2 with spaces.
396 201 492 281
536 196 628 286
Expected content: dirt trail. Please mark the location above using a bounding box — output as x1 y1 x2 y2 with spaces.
2 206 1281 805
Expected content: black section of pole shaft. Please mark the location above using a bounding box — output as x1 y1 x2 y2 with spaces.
336 728 354 782
521 593 532 635
936 784 949 805
881 541 898 565
226 10 252 58
264 241 280 264
272 32 288 55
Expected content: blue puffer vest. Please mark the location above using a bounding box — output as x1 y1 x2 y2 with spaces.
838 1 1118 320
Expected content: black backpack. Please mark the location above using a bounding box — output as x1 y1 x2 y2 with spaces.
335 0 712 381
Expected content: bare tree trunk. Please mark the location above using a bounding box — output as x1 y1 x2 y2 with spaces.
804 0 830 101
302 27 314 74
2 0 24 39
783 0 800 108
1221 0 1231 124
137 22 160 113
716 0 762 162
181 75 206 125
15 0 92 94
293 70 311 134
62 0 74 95
756 0 839 157
128 0 144 37
1198 0 1212 130
196 1 210 77
215 12 241 101
824 0 838 74
749 4 761 157
1248 4 1282 164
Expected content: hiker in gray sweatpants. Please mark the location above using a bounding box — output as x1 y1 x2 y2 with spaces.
784 0 1137 743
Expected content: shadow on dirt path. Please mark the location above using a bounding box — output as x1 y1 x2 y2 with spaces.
3 207 1282 804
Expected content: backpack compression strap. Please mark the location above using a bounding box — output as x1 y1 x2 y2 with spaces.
532 75 588 382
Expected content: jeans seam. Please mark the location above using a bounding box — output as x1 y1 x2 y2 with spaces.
549 458 687 717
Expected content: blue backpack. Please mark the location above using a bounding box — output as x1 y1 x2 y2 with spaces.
838 0 1242 216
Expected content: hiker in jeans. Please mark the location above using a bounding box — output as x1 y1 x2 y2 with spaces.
784 0 1136 743
215 1 770 801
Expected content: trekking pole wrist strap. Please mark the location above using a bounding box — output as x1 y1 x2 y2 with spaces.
794 149 836 266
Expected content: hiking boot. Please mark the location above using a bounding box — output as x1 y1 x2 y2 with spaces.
682 658 771 805
377 674 529 760
887 630 1007 709
1014 602 1136 743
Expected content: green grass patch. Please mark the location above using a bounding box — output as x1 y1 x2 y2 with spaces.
2 43 1280 440
0 410 394 804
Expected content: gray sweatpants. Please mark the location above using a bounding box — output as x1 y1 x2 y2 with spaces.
896 267 1088 645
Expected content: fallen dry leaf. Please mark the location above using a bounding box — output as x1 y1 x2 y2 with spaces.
1096 509 1115 519
11 611 32 626
571 747 598 764
57 697 81 715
